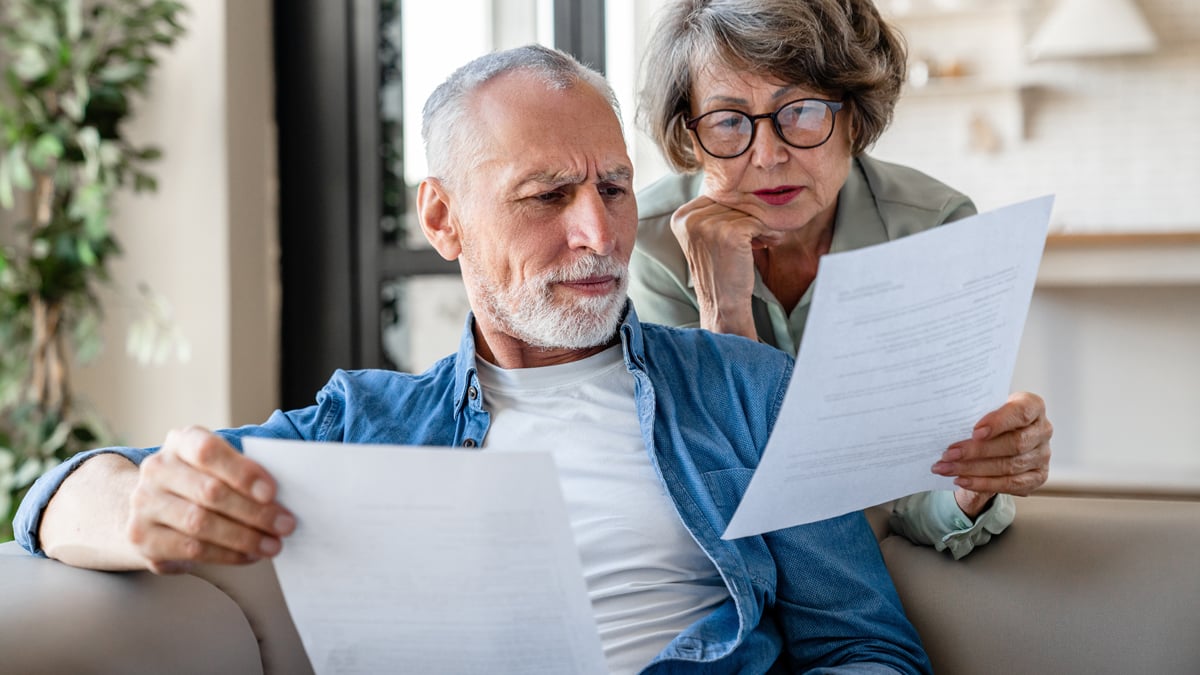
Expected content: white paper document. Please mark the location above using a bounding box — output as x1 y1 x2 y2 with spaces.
723 196 1053 539
244 438 607 675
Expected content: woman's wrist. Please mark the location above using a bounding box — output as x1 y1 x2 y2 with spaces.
954 488 997 519
699 304 758 341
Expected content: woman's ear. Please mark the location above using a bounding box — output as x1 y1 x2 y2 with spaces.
416 178 462 261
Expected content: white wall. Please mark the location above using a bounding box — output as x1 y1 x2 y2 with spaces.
1014 282 1200 490
73 0 278 448
868 0 1200 490
872 0 1200 232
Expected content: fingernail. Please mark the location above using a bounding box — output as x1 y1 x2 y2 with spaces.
251 479 272 503
274 513 296 535
932 462 954 475
972 426 990 441
942 447 963 461
259 537 281 556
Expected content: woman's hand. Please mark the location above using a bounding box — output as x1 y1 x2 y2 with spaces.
670 195 783 340
932 392 1052 518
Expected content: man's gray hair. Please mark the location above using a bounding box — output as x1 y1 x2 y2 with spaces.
421 44 621 187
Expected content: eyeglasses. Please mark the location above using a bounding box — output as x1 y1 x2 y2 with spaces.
685 98 845 159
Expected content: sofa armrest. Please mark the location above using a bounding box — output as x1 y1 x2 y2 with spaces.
881 495 1200 675
187 557 313 674
0 541 262 674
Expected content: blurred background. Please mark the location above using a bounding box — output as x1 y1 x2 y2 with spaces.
19 0 1200 495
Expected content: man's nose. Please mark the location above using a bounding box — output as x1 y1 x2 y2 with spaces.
567 190 617 257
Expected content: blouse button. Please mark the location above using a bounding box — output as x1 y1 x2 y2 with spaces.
467 386 478 400
462 438 477 448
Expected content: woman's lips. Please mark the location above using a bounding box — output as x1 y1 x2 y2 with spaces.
753 186 802 206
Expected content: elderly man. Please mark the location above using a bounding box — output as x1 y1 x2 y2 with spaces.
16 45 929 673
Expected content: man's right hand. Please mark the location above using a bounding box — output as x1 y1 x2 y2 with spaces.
128 427 296 574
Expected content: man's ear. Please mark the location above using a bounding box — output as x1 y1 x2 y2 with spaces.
417 177 462 261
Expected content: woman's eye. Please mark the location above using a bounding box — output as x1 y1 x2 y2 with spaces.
709 114 744 130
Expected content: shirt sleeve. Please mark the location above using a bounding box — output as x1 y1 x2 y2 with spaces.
628 205 707 330
12 400 331 558
888 490 1016 560
767 511 932 673
628 245 702 329
13 446 153 557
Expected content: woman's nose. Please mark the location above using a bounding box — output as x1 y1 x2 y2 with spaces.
748 118 789 168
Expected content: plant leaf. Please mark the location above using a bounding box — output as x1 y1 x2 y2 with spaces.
98 61 143 85
13 457 45 488
13 45 50 82
0 157 12 210
65 0 83 41
27 133 63 170
39 421 73 457
60 94 84 123
7 145 32 190
76 238 97 267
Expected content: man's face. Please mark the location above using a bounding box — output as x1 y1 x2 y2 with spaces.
442 71 637 353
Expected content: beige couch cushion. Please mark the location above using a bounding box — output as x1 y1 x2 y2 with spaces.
881 495 1200 675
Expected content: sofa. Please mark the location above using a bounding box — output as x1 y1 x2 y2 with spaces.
2 494 1198 674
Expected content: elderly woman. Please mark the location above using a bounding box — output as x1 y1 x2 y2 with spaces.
629 0 1052 558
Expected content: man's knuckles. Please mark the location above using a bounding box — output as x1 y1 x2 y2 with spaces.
197 474 231 505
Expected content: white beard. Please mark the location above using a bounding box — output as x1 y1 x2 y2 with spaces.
469 254 628 350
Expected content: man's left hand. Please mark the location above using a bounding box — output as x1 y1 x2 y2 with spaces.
932 392 1052 518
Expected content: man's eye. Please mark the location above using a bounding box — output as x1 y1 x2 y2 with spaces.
600 185 626 198
534 191 564 203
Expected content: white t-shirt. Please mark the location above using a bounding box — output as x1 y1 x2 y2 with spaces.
475 346 729 674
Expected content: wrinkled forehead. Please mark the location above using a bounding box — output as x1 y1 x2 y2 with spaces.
465 73 632 184
691 59 808 100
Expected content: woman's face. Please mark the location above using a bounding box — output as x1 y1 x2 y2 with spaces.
688 62 854 233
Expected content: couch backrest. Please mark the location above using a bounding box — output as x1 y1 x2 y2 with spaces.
881 495 1200 675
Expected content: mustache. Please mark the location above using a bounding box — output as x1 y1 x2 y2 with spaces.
542 255 626 284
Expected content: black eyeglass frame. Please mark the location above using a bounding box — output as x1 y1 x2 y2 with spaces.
685 98 845 159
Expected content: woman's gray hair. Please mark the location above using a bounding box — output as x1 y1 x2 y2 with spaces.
422 44 620 187
638 0 907 172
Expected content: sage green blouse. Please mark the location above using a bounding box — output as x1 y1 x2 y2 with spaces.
629 154 1015 559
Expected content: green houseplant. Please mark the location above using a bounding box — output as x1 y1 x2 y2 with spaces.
0 0 186 541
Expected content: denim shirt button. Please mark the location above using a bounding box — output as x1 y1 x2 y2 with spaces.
467 386 478 400
462 438 477 448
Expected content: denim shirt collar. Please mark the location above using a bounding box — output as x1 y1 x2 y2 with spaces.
452 315 482 418
451 300 648 418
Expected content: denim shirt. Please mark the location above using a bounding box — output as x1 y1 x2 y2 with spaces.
16 305 930 674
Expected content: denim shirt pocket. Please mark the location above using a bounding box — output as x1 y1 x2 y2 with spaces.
701 467 775 592
701 467 756 524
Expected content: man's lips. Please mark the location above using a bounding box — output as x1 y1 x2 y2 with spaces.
558 275 619 293
753 185 802 206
